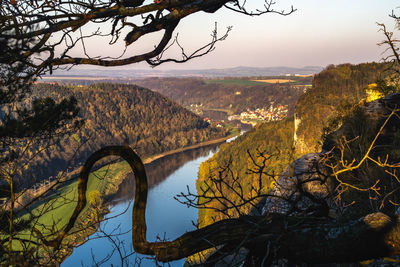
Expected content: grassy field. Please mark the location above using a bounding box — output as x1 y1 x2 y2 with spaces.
10 134 237 251
18 132 239 235
204 76 311 86
36 161 129 226
5 133 239 261
223 123 241 136
11 160 131 250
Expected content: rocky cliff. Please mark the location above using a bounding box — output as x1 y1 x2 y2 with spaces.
202 93 400 266
294 63 388 154
266 93 400 219
255 93 400 266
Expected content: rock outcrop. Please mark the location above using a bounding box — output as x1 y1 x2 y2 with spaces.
200 93 400 266
259 93 400 266
263 152 336 217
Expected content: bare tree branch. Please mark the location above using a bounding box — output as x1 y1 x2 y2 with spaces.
33 144 400 264
0 0 295 77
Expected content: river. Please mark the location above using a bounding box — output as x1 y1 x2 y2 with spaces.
62 143 221 267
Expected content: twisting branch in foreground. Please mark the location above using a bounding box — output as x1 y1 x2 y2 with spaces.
34 145 400 264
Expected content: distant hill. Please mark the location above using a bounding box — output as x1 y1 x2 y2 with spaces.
134 77 309 122
195 62 392 226
12 83 227 188
44 66 323 79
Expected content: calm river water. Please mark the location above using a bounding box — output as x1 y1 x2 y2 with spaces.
62 144 221 267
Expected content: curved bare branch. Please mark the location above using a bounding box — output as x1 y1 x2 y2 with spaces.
0 0 295 77
33 145 400 264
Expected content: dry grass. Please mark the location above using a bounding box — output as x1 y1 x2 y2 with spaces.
251 79 294 84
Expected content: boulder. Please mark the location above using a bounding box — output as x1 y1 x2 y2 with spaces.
263 152 336 217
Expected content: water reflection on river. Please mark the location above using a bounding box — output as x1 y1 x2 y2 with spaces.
62 144 220 267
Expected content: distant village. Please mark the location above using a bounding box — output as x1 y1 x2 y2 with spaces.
228 104 289 125
192 102 289 127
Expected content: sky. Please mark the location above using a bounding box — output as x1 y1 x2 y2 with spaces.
64 0 400 70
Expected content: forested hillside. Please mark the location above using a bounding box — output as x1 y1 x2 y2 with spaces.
14 83 227 188
295 62 389 153
196 118 295 227
195 62 392 228
134 77 308 116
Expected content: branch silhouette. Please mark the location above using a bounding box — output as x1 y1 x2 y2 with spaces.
0 0 295 77
32 145 400 264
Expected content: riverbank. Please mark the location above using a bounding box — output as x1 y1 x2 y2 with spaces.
1 133 236 213
142 135 235 165
58 136 233 264
5 134 234 264
63 141 222 266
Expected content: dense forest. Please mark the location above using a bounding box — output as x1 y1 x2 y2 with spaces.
134 77 309 116
196 118 296 227
10 83 227 189
196 62 396 229
295 62 390 153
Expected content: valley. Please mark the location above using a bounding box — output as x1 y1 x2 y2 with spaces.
4 63 400 266
134 76 311 124
3 83 227 190
7 74 308 265
3 2 400 266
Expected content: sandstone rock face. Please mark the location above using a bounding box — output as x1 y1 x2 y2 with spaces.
263 152 336 216
264 93 400 217
364 93 400 118
208 94 400 266
260 93 400 266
